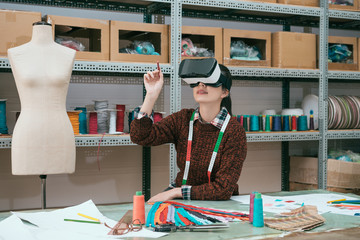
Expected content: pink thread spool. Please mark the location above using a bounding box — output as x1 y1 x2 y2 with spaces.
89 112 98 134
154 112 163 123
116 104 125 132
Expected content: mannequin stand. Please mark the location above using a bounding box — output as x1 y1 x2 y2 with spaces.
39 175 47 209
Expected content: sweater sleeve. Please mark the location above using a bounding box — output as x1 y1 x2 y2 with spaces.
190 125 247 200
130 109 189 146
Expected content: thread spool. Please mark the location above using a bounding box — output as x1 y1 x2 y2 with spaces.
67 111 80 135
240 115 244 126
309 110 315 131
291 116 297 131
128 110 135 132
297 115 308 131
253 193 264 227
154 112 163 123
0 99 8 134
94 100 108 134
236 115 241 123
116 104 125 132
133 191 145 224
265 115 271 132
250 115 259 131
282 115 290 131
272 115 282 131
249 192 257 224
109 110 117 134
258 115 263 132
74 107 87 134
243 115 248 131
89 112 98 134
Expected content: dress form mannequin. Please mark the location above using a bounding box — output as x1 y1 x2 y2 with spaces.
8 22 76 175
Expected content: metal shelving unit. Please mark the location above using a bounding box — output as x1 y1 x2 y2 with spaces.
0 0 360 194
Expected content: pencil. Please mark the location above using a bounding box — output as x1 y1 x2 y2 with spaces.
64 219 101 224
330 200 360 204
78 213 100 222
327 198 346 204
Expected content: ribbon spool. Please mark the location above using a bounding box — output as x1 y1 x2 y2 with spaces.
74 107 87 134
250 115 259 131
116 104 125 132
272 115 282 131
94 100 109 134
297 115 308 131
67 111 80 135
0 99 8 134
282 115 290 131
136 42 155 55
89 112 98 134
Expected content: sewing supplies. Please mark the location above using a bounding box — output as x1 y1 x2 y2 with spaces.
94 100 109 134
282 115 290 131
133 191 145 224
297 115 308 131
272 115 281 131
88 112 98 134
67 111 81 135
74 107 87 134
265 115 271 132
116 104 125 132
252 193 264 227
327 198 347 204
146 201 249 229
0 99 8 134
329 200 360 204
107 210 142 235
154 223 229 232
250 115 259 131
291 116 297 131
183 111 231 185
249 192 257 223
109 109 123 134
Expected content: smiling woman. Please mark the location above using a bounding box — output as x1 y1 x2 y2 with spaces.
130 58 247 202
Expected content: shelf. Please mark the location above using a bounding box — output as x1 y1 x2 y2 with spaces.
246 131 320 142
0 58 172 75
327 130 360 140
329 9 360 20
0 134 136 148
229 67 320 79
182 0 321 17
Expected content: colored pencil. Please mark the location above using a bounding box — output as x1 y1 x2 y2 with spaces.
327 198 346 204
64 219 101 224
78 213 100 222
330 200 360 204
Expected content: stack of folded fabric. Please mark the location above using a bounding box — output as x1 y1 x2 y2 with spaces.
264 205 325 231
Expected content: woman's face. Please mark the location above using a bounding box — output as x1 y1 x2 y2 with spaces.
192 82 229 105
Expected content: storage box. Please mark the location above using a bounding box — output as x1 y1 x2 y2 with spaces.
329 0 358 11
272 32 316 69
180 26 223 64
277 0 319 7
110 21 168 63
223 29 271 67
290 156 360 189
0 9 41 56
317 36 358 71
46 15 110 61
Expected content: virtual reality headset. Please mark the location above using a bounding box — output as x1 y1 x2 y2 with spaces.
179 58 231 90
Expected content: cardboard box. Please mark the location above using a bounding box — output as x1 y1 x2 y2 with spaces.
317 35 358 71
290 156 360 189
277 0 319 7
272 32 316 69
0 10 41 56
180 26 223 64
46 15 110 61
110 21 168 63
223 29 271 67
329 0 358 11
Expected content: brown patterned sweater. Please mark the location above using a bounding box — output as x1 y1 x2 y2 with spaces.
130 108 247 200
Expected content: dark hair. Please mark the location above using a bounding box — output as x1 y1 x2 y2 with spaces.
219 64 232 116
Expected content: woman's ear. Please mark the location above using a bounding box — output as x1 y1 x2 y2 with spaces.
221 89 229 99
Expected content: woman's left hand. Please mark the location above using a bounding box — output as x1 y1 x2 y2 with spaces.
147 188 182 203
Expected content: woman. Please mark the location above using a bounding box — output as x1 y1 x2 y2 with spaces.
130 58 247 202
